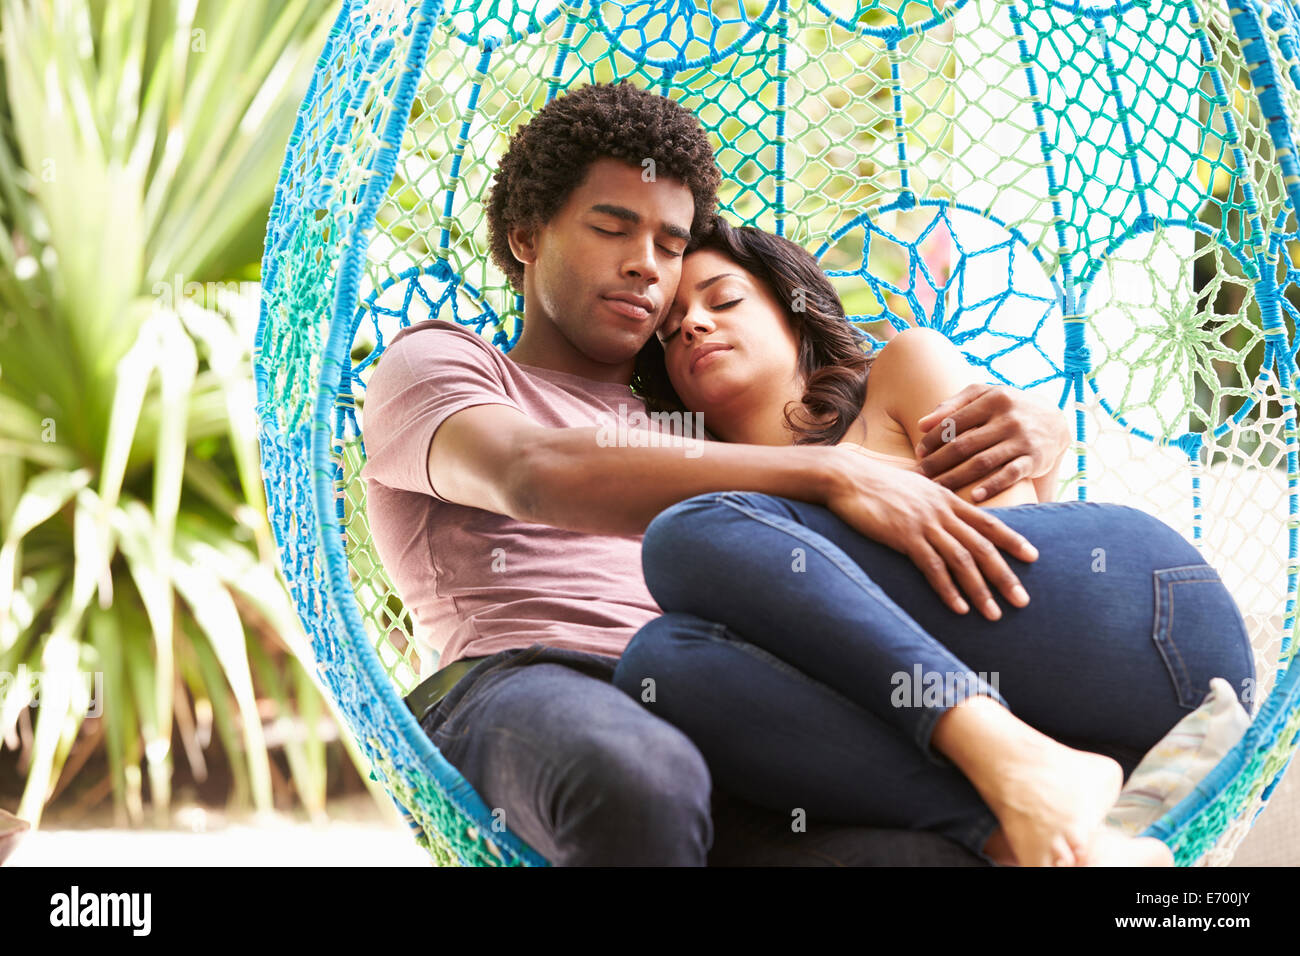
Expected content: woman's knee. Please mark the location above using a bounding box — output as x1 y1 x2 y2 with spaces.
644 493 726 554
614 613 720 698
641 494 740 603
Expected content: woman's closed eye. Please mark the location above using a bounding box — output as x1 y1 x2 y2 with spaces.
659 299 742 344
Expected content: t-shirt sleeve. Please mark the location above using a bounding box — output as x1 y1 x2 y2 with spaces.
360 327 525 501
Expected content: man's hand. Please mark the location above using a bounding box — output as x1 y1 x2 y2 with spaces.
912 384 1070 503
825 447 1038 620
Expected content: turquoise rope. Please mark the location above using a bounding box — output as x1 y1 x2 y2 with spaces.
255 0 1300 865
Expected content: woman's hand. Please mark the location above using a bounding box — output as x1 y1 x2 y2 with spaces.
912 384 1070 503
825 446 1038 620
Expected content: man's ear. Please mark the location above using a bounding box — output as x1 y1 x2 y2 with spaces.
506 222 538 270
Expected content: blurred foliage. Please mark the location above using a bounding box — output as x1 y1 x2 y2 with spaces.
0 0 380 828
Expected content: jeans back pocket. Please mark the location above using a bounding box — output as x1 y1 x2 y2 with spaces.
1151 563 1254 711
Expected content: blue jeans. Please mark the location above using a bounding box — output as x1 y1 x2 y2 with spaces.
419 644 987 865
611 492 1257 863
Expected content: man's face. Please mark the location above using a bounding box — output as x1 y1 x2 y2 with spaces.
509 157 695 366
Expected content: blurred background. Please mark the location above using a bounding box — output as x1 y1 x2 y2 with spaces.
0 0 432 862
0 0 1295 866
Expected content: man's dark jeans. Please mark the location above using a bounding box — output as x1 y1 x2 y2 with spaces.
418 644 986 865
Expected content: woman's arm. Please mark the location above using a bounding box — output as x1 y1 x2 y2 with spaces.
1031 444 1068 504
870 327 1040 508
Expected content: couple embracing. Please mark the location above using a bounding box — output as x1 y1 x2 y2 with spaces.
361 81 1254 867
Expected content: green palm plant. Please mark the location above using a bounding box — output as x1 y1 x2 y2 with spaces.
0 0 369 829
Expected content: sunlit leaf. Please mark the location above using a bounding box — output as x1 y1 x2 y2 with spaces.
170 558 273 813
17 591 85 826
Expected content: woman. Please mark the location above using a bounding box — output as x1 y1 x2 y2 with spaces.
610 216 1257 867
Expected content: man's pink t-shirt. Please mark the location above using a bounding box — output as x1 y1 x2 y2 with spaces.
360 318 697 673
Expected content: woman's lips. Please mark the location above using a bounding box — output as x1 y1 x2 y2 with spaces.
691 345 732 373
603 297 652 321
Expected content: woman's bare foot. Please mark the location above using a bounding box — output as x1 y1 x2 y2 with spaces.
983 822 1175 867
934 696 1123 866
982 739 1122 866
1081 828 1175 866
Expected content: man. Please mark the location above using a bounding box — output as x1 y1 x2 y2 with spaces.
361 80 1070 865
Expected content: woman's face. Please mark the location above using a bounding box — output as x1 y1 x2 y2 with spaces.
656 247 802 417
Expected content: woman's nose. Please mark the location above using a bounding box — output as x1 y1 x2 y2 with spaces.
681 313 714 340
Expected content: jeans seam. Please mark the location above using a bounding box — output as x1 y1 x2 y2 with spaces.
708 493 1007 764
713 494 950 665
963 812 1003 866
1153 572 1190 709
916 707 955 769
696 618 880 715
697 617 992 773
1152 565 1224 710
1153 564 1221 577
691 617 977 777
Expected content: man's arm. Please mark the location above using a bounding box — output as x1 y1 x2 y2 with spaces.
875 326 1043 508
911 368 1072 505
429 403 841 536
431 400 1041 620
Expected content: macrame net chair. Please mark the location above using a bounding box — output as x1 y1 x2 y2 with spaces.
255 0 1300 866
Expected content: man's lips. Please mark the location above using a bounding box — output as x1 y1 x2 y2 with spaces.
690 343 732 373
603 294 654 321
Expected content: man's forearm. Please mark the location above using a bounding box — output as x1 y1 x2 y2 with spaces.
510 427 840 535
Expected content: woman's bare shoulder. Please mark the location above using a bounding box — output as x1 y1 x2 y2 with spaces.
855 328 1039 508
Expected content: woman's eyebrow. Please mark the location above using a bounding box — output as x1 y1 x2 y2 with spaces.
669 274 741 314
693 273 740 291
587 202 691 242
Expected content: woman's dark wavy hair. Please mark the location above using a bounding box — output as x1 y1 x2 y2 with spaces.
633 215 878 445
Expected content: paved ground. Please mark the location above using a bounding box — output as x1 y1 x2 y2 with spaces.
4 782 1296 866
5 796 430 867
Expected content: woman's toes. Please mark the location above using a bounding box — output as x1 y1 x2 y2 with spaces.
1067 829 1092 866
1140 837 1175 867
1082 829 1175 866
1051 834 1075 867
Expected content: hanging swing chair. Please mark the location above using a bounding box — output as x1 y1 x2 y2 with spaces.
255 0 1300 866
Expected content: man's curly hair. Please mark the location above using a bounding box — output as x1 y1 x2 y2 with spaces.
486 80 722 295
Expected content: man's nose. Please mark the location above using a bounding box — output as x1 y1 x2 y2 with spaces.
622 235 660 283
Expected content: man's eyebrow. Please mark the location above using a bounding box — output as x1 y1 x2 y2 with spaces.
588 203 691 242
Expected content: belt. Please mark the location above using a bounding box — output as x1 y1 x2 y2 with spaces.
404 656 488 726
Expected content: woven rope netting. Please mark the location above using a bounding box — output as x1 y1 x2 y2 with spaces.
255 0 1300 865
